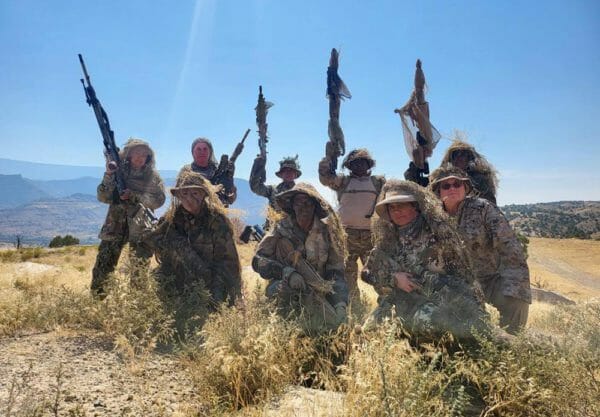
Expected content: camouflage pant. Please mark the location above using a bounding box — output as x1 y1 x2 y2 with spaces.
481 278 529 334
91 238 152 296
366 277 490 341
265 279 343 334
344 228 373 302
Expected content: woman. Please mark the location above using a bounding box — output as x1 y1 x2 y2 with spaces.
178 137 237 206
92 138 165 297
429 165 531 333
150 171 241 308
252 183 348 333
361 179 489 340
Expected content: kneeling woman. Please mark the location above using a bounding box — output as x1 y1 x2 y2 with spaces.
151 171 241 308
252 183 349 333
361 179 489 341
429 166 531 334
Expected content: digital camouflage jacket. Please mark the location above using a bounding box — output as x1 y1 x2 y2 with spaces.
97 139 165 241
454 196 531 303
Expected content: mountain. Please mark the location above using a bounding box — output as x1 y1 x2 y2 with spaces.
0 194 106 245
0 174 50 208
502 201 600 239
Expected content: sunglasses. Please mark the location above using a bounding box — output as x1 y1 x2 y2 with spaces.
440 181 464 190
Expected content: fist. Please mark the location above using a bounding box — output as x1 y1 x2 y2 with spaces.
106 161 118 174
394 272 419 293
287 272 306 291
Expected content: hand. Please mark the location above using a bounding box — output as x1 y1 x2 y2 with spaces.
106 161 118 174
334 302 347 321
394 272 419 293
120 189 132 201
287 272 306 291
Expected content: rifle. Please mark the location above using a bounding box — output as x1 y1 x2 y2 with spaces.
394 59 440 186
78 54 126 199
212 128 250 205
326 48 351 174
255 86 273 160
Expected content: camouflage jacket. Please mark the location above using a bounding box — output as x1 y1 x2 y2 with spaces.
252 216 348 306
466 167 496 205
455 196 531 303
364 216 479 304
250 179 295 210
97 168 165 241
178 163 237 206
152 206 241 301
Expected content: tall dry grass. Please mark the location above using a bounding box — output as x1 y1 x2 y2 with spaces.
0 243 599 416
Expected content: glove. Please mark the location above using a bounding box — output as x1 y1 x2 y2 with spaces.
287 272 306 291
334 302 347 322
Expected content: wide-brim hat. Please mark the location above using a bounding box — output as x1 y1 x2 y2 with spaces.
429 165 472 194
374 190 417 221
170 171 213 198
275 182 331 219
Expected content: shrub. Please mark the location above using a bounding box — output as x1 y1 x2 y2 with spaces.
48 235 80 248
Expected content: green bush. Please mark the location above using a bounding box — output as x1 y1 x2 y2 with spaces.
48 235 80 248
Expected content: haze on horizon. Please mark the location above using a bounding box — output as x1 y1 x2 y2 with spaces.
1 0 599 206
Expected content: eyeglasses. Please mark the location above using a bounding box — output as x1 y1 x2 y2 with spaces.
440 181 464 190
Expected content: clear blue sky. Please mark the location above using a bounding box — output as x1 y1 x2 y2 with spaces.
1 0 599 204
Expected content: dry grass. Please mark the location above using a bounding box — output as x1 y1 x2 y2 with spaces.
528 237 600 300
0 237 598 416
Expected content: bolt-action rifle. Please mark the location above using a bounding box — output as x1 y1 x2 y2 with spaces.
78 54 126 201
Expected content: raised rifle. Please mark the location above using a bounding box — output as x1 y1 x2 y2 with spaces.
255 86 273 161
213 128 250 205
326 48 351 174
394 59 440 187
78 54 126 200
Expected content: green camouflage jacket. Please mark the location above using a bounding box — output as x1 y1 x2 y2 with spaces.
152 206 241 303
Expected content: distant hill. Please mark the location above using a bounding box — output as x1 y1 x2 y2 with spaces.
0 174 50 208
0 194 106 245
502 201 600 239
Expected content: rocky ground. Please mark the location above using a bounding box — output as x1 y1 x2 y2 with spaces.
0 331 345 417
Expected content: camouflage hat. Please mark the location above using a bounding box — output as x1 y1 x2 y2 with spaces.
275 155 302 178
170 171 213 198
342 148 375 170
120 138 154 164
374 190 418 221
275 182 332 219
429 165 472 194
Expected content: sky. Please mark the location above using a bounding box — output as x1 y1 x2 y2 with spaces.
1 0 599 205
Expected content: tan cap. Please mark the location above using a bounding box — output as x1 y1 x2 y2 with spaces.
374 191 417 221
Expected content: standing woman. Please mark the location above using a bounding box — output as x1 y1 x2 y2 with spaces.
92 138 166 297
429 166 531 333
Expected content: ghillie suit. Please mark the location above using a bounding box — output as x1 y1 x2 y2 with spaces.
252 183 349 334
395 59 441 187
440 140 498 204
430 165 531 333
92 138 165 297
319 148 385 303
149 171 242 309
361 179 490 342
178 137 237 206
